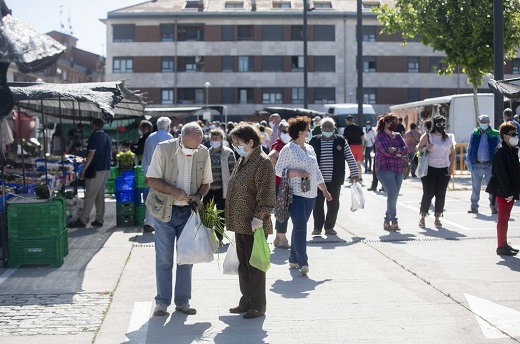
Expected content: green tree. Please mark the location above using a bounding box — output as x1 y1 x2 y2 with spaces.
374 0 520 119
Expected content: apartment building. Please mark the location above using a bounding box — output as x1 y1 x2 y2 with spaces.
104 0 514 116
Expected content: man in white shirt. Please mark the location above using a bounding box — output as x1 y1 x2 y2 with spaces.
146 122 212 317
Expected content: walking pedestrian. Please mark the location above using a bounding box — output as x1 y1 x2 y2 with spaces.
417 115 455 229
343 115 365 177
276 116 332 276
363 121 376 173
131 120 153 165
403 123 421 178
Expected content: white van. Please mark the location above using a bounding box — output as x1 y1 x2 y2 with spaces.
323 103 377 135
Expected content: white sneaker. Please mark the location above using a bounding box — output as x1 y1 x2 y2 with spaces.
300 265 309 275
289 262 299 269
153 304 168 316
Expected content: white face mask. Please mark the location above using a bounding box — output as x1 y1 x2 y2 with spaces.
322 131 334 138
281 132 291 144
269 121 276 129
509 136 519 146
182 147 196 156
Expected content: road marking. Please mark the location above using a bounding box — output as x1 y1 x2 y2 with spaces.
125 301 152 343
465 293 520 339
0 269 16 286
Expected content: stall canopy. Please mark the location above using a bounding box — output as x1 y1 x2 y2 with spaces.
259 106 326 120
9 80 147 122
488 78 520 100
145 105 225 120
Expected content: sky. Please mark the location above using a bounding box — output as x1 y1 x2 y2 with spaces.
7 0 143 56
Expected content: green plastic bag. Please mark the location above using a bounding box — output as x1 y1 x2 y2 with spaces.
249 228 271 272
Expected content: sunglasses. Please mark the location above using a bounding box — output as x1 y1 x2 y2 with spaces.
507 133 518 137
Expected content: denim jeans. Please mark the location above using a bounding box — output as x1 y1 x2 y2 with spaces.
376 170 403 223
470 163 493 210
288 195 315 267
154 206 193 307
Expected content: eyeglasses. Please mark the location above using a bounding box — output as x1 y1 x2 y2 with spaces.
507 133 518 137
435 123 446 128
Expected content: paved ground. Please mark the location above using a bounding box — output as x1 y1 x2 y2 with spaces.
0 172 519 344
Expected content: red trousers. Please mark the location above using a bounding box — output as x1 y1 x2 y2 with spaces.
496 196 514 247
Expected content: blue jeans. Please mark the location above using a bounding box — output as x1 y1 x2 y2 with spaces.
288 195 315 267
154 206 193 307
470 163 493 210
376 170 404 223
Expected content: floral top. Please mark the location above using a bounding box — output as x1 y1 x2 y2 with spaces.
375 132 409 173
275 141 324 198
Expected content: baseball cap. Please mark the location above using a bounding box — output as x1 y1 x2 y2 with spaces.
478 114 490 122
312 116 321 122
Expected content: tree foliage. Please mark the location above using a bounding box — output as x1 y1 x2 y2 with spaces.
373 0 520 87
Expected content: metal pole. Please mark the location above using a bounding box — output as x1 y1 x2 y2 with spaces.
356 0 363 123
493 0 504 121
303 0 309 109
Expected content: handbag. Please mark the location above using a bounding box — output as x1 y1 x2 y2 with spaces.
274 168 293 222
416 134 430 179
402 155 410 180
249 228 271 272
176 211 216 265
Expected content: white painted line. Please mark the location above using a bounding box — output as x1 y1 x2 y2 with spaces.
465 293 520 339
125 301 152 343
0 269 16 286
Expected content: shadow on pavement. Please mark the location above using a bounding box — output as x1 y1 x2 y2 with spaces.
420 227 467 239
496 257 520 272
378 232 417 244
130 233 155 244
214 315 267 344
270 275 332 299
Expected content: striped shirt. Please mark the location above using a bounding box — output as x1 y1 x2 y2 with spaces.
317 139 359 182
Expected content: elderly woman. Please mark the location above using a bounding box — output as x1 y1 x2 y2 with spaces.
276 116 332 276
226 124 276 319
486 122 520 256
374 113 409 231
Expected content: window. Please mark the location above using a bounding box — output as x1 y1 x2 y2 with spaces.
408 57 419 73
291 56 304 71
177 88 204 104
222 56 234 72
362 26 376 42
313 1 332 9
291 25 303 41
430 56 443 73
262 56 284 72
407 88 420 102
161 57 174 72
363 56 376 72
178 25 204 41
273 1 291 8
113 24 134 42
363 88 376 104
222 25 234 41
221 88 234 103
239 88 254 104
161 24 175 41
225 1 244 8
292 87 304 104
262 25 284 41
262 88 283 104
238 56 254 72
179 56 204 72
113 57 133 73
314 87 335 104
185 0 199 9
313 25 335 41
513 59 520 75
362 1 380 9
238 25 254 40
161 89 174 105
314 56 335 72
429 88 442 98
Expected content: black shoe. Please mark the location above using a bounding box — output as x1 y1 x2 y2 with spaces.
491 208 498 215
506 244 519 254
229 305 249 314
496 246 518 256
68 219 86 228
175 305 197 315
143 225 154 232
243 309 265 319
379 187 385 192
367 186 377 191
91 220 104 227
467 208 478 214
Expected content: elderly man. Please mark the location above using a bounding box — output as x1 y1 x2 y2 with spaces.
146 122 212 316
268 113 281 146
465 114 499 214
309 118 359 235
141 117 173 232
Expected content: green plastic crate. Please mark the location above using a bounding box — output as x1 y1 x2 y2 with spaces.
62 228 68 256
109 167 119 179
105 179 115 195
7 198 65 239
116 202 135 216
136 205 146 226
8 235 65 268
117 214 136 227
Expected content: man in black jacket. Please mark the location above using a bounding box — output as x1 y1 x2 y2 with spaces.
343 115 365 178
131 120 153 165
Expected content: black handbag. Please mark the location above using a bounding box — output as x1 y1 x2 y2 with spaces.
274 169 293 222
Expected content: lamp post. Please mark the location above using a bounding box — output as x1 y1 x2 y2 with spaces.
202 81 211 122
356 0 364 123
303 0 308 109
348 92 353 103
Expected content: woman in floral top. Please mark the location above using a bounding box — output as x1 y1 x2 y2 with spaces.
374 113 409 232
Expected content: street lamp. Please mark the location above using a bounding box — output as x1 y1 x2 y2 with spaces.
303 0 309 109
204 81 211 105
348 92 353 103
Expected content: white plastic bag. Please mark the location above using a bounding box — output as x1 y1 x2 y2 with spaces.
416 154 429 179
177 212 215 265
350 182 365 212
223 241 239 275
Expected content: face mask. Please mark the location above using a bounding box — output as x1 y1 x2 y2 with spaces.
422 127 427 132
281 132 292 144
269 121 276 129
388 124 397 131
479 123 489 131
436 126 445 134
182 147 196 156
509 136 519 146
322 131 334 138
210 141 221 148
235 145 249 157
366 125 371 130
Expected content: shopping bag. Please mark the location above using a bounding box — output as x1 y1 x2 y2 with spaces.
274 168 293 222
416 154 429 179
177 211 215 265
249 228 271 272
350 182 365 212
223 241 239 275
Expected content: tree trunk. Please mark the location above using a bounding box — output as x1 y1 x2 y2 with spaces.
472 85 480 123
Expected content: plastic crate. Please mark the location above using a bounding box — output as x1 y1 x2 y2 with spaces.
117 214 136 227
105 180 115 195
116 190 135 203
62 228 68 256
134 188 149 205
0 193 13 214
109 167 119 179
7 198 65 239
136 205 146 226
115 176 135 192
8 235 65 268
116 202 135 216
135 173 146 188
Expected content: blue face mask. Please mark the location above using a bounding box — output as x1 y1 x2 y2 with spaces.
322 131 334 138
235 145 249 157
366 125 371 130
479 123 489 131
210 141 221 148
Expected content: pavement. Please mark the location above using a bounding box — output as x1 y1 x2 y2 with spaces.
0 172 520 344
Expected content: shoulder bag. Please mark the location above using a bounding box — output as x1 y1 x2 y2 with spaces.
274 168 293 222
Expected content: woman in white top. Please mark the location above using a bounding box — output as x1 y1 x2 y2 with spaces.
363 121 376 173
416 115 455 229
276 116 332 276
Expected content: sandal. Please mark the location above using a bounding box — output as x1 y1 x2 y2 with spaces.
434 218 442 228
419 218 425 228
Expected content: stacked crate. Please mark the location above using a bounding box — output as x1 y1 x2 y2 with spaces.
134 165 147 227
115 172 135 226
105 167 119 195
7 197 67 268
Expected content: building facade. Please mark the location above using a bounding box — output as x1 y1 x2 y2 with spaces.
104 0 517 116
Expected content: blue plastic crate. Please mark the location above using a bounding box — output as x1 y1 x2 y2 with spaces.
115 176 135 192
116 190 135 203
0 194 13 214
